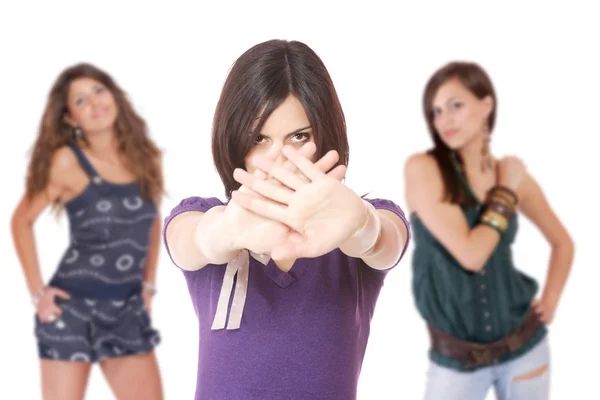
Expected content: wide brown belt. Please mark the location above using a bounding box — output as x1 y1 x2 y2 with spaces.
427 311 543 369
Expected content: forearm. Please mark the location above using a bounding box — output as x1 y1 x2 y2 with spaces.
143 216 161 284
195 206 241 265
167 206 239 270
541 240 575 309
361 210 408 270
340 201 408 270
11 223 45 297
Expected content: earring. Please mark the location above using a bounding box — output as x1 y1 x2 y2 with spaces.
481 124 492 172
73 127 84 141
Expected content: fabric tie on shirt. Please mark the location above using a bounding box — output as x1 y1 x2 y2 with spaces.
211 250 270 330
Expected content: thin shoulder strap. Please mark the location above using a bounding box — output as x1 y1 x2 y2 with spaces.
68 144 102 184
449 155 478 203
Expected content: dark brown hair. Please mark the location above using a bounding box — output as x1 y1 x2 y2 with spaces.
423 61 497 206
211 39 349 199
25 63 163 205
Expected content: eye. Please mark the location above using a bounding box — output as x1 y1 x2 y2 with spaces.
96 86 106 94
451 102 463 110
254 135 267 145
74 97 86 107
290 132 310 143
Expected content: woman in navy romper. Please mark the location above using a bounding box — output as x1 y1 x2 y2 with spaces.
11 63 164 399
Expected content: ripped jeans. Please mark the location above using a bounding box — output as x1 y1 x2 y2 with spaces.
424 336 550 400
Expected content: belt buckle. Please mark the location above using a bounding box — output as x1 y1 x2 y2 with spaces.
507 334 522 352
470 348 493 366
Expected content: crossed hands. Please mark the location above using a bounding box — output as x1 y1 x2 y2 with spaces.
222 142 369 260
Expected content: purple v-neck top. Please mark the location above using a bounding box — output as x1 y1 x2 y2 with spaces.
163 196 410 400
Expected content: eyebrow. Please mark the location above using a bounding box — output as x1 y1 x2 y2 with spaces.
258 125 312 138
73 84 105 98
433 96 462 109
446 96 462 104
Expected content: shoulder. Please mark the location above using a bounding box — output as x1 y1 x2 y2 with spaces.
164 196 225 224
50 146 78 170
48 146 79 186
404 152 445 208
363 198 407 219
404 152 441 181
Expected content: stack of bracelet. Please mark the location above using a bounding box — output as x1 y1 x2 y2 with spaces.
479 185 519 233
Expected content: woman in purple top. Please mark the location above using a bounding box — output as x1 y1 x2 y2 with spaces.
163 39 411 400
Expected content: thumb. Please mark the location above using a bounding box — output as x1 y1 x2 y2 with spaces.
52 288 71 300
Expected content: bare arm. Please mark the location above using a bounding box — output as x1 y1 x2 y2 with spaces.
11 192 54 297
142 154 164 285
143 214 162 285
340 203 409 270
165 206 239 272
519 172 574 320
11 147 77 297
404 154 501 272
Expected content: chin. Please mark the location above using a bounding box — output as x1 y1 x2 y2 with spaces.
440 138 462 151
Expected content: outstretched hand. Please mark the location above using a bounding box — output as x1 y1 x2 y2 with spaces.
225 142 343 257
232 145 367 260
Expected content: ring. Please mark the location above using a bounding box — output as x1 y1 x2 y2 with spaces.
47 314 56 323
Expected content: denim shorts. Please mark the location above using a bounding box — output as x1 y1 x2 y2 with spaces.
35 293 160 363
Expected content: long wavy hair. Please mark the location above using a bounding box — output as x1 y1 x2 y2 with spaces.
25 63 163 205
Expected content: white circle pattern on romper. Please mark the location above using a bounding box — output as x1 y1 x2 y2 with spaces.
123 196 144 211
90 254 105 267
64 249 79 264
96 200 112 213
115 254 135 271
70 352 90 362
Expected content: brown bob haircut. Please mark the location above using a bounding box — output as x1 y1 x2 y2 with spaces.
211 39 349 199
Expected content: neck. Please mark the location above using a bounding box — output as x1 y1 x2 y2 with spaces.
457 134 489 173
85 129 119 156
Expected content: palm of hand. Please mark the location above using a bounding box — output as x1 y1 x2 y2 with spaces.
225 187 292 255
282 177 366 258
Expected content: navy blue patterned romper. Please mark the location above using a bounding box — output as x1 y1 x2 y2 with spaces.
35 144 160 362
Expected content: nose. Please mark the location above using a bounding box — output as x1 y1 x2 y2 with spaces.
266 141 285 165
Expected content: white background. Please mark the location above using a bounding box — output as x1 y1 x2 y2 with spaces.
0 1 596 399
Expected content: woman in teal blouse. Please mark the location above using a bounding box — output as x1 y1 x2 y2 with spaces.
404 61 574 400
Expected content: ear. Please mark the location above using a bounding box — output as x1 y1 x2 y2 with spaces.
63 113 77 128
482 95 494 117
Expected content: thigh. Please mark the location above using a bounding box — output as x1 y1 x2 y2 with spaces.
100 351 163 400
41 359 92 400
494 337 550 400
423 361 493 400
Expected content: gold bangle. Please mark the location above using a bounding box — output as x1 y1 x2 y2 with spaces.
490 186 518 205
487 194 516 210
481 211 508 232
488 190 516 206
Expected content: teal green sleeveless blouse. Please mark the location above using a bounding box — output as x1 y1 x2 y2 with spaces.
410 159 547 370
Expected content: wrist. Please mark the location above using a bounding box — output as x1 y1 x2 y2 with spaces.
541 290 560 308
31 286 46 306
478 185 519 234
195 206 240 263
142 281 157 296
343 201 382 257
